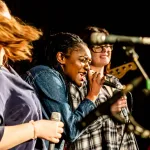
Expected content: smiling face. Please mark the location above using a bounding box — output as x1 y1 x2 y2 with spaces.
90 44 112 68
61 44 92 87
78 26 112 70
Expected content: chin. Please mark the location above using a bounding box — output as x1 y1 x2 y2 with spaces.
76 81 83 87
100 61 110 66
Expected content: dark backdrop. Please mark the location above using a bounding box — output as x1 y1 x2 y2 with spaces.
5 0 150 149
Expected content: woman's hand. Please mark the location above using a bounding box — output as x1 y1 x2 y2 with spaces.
110 96 127 115
35 120 64 143
86 69 105 101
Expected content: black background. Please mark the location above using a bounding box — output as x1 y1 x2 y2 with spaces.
5 0 150 149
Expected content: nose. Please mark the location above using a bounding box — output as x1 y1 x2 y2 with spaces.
102 46 112 53
101 46 108 53
84 62 90 71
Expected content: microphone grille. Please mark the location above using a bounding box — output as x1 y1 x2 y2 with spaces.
90 32 106 44
51 112 61 121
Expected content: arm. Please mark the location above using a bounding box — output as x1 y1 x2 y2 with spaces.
0 123 34 150
105 75 130 122
26 68 96 142
0 120 64 150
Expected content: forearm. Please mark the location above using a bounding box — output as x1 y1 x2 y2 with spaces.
41 97 95 142
0 123 34 150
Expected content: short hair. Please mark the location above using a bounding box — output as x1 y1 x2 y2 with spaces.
79 26 109 47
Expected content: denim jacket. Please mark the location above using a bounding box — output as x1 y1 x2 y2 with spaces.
23 65 96 150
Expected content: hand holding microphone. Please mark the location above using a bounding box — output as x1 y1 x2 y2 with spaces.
88 69 129 123
49 112 62 150
86 69 121 101
86 69 105 101
30 117 64 143
110 95 129 123
80 76 143 128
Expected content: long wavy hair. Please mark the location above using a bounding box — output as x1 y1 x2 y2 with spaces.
0 0 42 64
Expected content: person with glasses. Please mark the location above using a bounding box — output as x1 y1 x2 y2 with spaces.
91 44 113 53
23 32 106 150
67 26 139 150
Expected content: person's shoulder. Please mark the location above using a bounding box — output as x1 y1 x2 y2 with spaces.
29 65 51 72
0 67 11 81
28 65 57 75
106 74 123 89
0 68 6 86
106 74 119 81
27 65 62 81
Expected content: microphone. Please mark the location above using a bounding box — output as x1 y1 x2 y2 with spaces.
49 112 61 150
90 32 150 45
121 107 129 123
103 80 129 122
103 80 118 89
80 76 143 128
112 90 129 123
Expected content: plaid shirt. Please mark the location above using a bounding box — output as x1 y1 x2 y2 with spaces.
67 75 138 150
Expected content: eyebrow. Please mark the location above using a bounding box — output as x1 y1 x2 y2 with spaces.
79 56 92 61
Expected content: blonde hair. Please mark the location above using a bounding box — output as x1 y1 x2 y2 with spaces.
0 0 43 63
0 0 10 15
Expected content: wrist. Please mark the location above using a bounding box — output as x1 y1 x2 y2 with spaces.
86 95 97 101
29 120 37 139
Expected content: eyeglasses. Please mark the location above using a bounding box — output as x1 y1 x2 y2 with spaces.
91 44 113 53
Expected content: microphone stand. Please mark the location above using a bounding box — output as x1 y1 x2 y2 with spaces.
121 46 150 140
122 45 150 90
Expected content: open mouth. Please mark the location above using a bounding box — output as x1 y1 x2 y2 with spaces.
79 73 87 81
